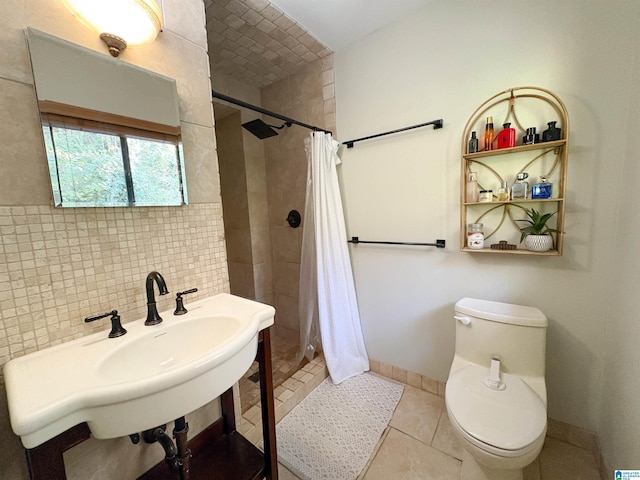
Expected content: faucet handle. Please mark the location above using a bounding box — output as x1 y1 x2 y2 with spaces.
84 310 127 338
174 288 198 315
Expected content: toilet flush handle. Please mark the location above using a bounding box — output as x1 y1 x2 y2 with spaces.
454 315 471 325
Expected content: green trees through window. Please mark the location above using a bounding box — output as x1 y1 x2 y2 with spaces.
43 125 187 207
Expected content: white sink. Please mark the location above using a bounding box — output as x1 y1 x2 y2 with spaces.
4 293 275 449
96 315 242 382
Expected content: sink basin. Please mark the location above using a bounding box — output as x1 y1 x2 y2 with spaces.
97 315 242 382
4 293 275 449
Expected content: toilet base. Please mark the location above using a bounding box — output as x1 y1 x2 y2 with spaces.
461 450 523 480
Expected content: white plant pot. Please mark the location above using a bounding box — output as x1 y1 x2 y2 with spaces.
524 234 553 252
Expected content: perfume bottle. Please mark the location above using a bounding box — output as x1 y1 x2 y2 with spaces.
532 175 553 199
542 121 562 142
497 122 516 149
484 116 494 151
468 131 479 153
511 172 529 200
496 181 509 201
522 127 539 145
466 172 479 203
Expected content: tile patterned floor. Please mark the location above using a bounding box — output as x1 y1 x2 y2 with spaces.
237 335 329 445
238 335 309 414
239 336 603 480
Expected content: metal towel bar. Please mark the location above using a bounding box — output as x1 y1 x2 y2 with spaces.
348 236 445 248
342 119 443 148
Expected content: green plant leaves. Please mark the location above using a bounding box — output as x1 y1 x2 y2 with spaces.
516 208 560 242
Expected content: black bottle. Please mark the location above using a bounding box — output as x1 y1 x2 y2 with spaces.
468 131 479 153
542 121 562 142
522 127 539 145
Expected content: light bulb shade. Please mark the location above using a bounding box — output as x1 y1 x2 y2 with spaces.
62 0 162 48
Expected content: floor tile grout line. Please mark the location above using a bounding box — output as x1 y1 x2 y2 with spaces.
428 405 444 447
358 426 392 480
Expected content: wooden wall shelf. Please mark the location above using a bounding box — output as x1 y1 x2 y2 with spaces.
460 86 569 255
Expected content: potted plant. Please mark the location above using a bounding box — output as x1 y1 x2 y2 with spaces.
517 208 559 252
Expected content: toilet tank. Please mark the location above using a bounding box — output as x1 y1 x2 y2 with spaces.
451 298 548 379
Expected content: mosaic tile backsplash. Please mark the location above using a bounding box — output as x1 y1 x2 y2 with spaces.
0 203 229 382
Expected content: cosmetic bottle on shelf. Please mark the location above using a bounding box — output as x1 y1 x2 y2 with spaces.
479 190 493 202
468 131 479 153
532 175 553 199
467 223 484 249
542 121 562 142
511 172 530 200
497 122 516 149
522 127 539 145
466 172 479 203
484 116 494 151
496 181 509 202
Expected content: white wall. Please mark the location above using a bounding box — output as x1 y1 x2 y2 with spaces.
335 0 638 445
599 4 640 468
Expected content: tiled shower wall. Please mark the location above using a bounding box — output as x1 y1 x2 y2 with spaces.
212 56 336 340
212 77 274 308
262 55 336 339
216 112 256 299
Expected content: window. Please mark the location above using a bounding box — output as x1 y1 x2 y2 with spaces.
42 113 187 208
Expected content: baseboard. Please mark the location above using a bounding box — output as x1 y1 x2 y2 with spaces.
369 358 446 397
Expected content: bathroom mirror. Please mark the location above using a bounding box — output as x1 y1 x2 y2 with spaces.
26 28 188 207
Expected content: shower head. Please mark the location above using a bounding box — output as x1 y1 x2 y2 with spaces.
241 119 291 139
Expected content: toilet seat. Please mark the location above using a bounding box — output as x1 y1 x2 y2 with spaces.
446 365 547 457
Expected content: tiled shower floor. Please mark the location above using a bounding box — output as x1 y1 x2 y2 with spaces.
237 335 328 444
238 335 306 414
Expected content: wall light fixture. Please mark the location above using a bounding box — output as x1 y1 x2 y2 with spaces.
62 0 162 57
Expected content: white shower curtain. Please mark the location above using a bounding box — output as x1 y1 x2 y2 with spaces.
297 131 369 384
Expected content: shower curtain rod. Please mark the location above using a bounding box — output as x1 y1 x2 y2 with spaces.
212 90 331 134
342 119 444 148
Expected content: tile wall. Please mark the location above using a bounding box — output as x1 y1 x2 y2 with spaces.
212 78 275 308
205 0 332 88
242 124 275 307
0 204 228 367
216 111 256 299
0 0 225 477
212 54 336 340
262 55 336 339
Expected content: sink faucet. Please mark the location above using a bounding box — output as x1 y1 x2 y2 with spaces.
145 271 169 326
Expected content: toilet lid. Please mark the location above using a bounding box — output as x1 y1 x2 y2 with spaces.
446 365 546 451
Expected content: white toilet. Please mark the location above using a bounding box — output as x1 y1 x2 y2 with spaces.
445 297 548 480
